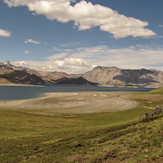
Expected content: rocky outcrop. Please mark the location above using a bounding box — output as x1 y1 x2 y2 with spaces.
144 106 163 120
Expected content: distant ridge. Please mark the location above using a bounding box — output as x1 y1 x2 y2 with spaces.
83 66 163 88
0 61 163 87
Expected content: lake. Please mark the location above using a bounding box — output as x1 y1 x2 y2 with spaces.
0 85 154 101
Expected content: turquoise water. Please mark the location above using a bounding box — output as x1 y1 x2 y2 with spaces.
0 85 154 101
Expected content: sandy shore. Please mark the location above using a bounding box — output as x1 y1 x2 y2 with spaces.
0 91 138 114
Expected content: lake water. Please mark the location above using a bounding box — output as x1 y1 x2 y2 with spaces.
0 85 154 101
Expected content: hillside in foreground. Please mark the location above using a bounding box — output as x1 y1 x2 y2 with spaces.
0 111 162 163
0 88 163 162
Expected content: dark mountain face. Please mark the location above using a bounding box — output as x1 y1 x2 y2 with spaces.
26 69 70 81
0 70 45 84
54 77 97 86
113 69 158 84
21 74 45 84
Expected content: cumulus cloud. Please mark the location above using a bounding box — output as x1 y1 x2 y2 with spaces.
4 0 156 38
24 50 29 54
0 29 11 37
49 45 163 70
13 58 94 74
13 45 163 73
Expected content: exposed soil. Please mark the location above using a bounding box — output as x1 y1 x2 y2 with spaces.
0 92 138 114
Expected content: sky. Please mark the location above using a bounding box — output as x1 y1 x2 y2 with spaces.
0 0 163 74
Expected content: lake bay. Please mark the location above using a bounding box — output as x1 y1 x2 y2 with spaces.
0 85 154 101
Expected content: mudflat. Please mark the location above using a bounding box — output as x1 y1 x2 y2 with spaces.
0 91 138 114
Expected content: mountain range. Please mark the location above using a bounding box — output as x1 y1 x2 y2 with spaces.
83 66 163 88
0 61 163 88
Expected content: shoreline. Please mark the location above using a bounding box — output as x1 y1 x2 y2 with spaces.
0 91 138 114
0 83 156 89
0 84 44 87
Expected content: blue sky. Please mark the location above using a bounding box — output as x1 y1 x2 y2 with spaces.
0 0 163 73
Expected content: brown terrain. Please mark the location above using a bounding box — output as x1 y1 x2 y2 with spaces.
0 91 138 114
0 61 163 87
83 66 163 88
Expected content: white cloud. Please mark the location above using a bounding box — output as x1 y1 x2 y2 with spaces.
4 0 156 38
0 29 11 37
24 50 29 54
50 45 163 70
159 25 163 27
13 45 163 73
60 42 81 47
24 39 46 44
13 58 93 74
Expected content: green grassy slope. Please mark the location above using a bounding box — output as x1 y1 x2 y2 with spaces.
149 87 163 94
0 111 162 163
0 89 163 162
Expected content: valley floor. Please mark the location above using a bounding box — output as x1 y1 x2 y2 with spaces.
0 89 162 162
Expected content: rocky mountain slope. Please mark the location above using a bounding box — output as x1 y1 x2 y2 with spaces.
1 61 163 87
83 66 163 88
0 70 45 85
25 69 70 82
54 77 97 86
0 61 93 86
0 61 45 84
